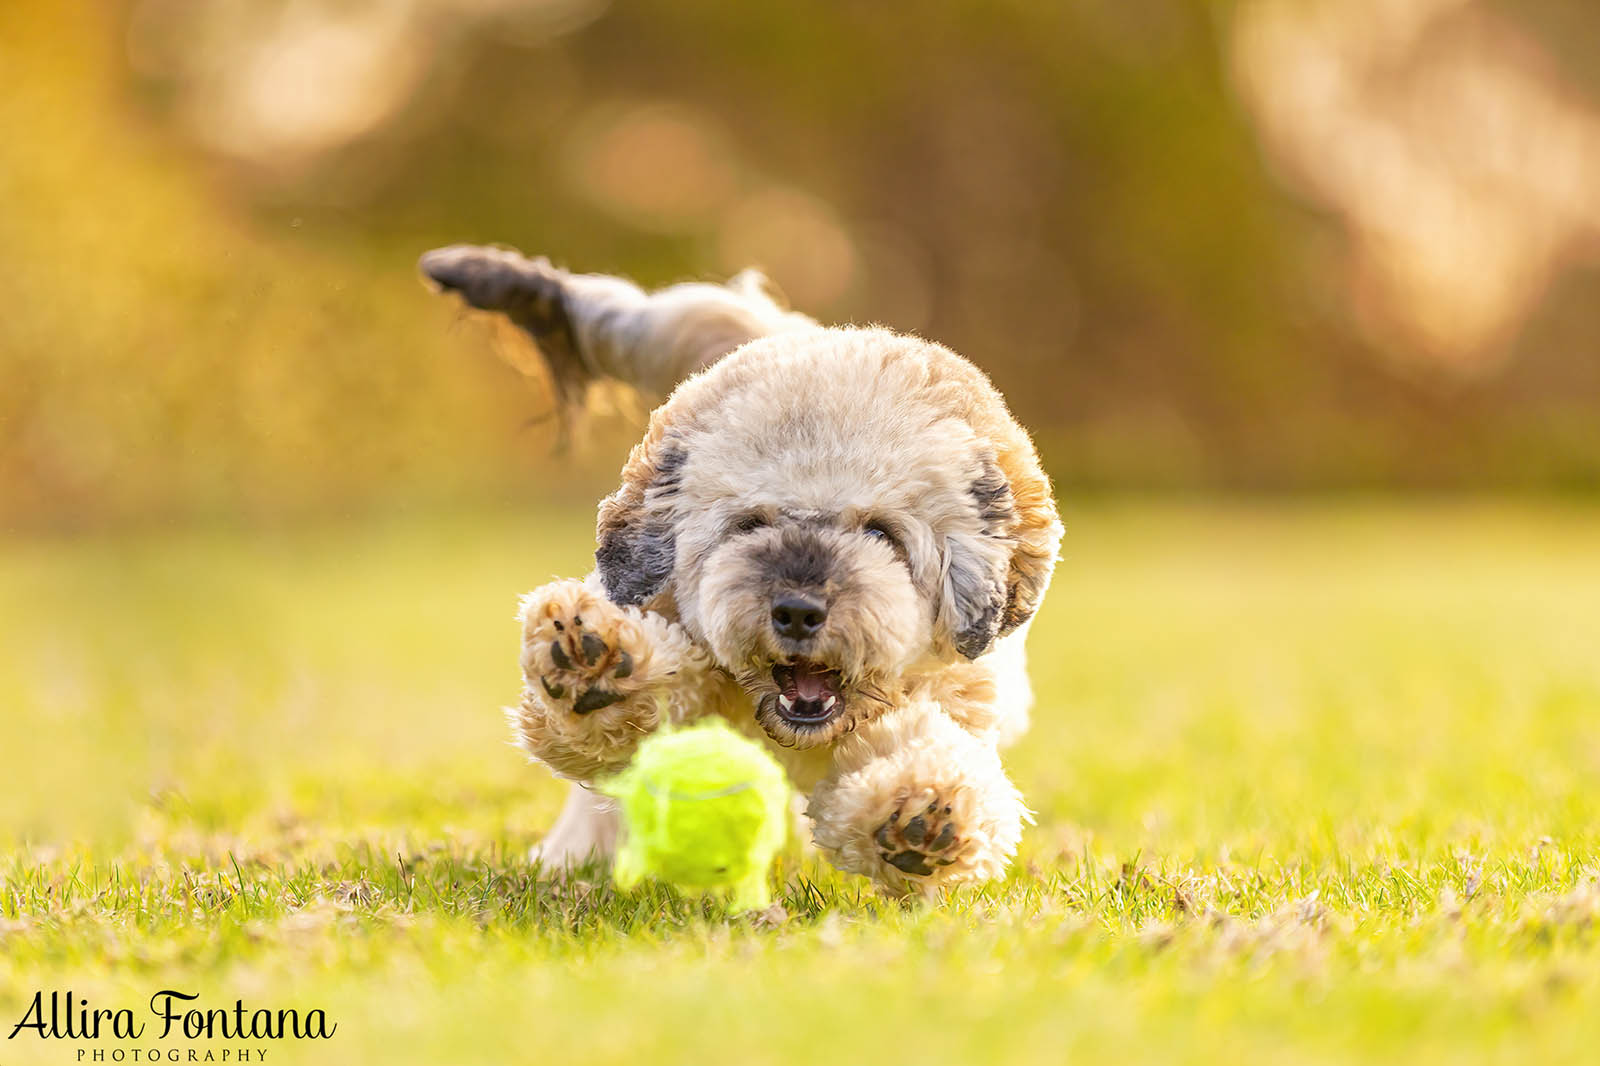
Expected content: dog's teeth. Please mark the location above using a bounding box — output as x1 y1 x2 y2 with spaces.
778 695 794 713
822 696 837 712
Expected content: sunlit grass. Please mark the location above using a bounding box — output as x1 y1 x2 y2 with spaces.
3 501 1599 1065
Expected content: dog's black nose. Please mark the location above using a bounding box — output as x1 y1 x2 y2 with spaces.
771 595 828 641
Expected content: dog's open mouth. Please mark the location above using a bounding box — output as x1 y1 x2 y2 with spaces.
770 659 844 724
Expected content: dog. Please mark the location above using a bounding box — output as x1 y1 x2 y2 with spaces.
421 246 1063 895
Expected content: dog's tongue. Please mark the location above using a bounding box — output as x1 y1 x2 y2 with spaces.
792 661 834 701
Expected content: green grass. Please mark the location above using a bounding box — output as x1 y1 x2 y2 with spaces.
3 501 1599 1065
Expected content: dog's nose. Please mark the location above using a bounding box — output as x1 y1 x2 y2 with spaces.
771 595 828 641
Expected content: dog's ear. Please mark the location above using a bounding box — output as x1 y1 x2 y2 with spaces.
594 440 687 607
942 450 1061 660
943 530 1010 660
992 441 1061 640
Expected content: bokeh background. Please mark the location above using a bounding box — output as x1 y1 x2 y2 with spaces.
6 0 1600 535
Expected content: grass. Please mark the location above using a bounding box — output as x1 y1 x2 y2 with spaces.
3 500 1599 1065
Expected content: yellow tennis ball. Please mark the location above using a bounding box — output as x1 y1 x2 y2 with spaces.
601 719 790 911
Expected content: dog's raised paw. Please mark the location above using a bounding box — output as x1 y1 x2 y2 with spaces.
521 581 644 716
872 790 965 878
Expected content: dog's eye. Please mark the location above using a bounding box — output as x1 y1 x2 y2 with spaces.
732 513 769 535
863 522 900 550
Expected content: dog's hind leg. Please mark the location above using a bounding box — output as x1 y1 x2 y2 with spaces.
807 701 1030 897
510 577 730 785
531 782 620 872
420 245 815 406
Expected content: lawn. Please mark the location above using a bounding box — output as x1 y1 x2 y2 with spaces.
3 501 1599 1065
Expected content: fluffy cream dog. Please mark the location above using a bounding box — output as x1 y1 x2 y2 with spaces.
421 246 1062 895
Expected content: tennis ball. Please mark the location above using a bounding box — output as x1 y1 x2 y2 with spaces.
601 718 790 911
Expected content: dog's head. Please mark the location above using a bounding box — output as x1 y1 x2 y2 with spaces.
593 328 1061 748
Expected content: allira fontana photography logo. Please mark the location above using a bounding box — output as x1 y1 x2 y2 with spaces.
8 990 335 1062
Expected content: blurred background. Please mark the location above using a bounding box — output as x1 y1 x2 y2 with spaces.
5 0 1600 535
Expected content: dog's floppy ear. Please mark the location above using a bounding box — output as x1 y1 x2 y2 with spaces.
993 439 1061 639
594 439 687 607
943 535 1010 660
941 456 1015 660
943 449 1061 660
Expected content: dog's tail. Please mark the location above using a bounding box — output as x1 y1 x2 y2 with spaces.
420 245 814 419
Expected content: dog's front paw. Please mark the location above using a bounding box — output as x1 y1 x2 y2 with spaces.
522 580 643 716
874 791 963 877
512 580 665 780
808 703 1027 896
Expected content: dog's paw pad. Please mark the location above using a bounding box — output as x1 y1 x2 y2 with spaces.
873 797 962 878
572 687 625 715
550 640 574 670
579 632 607 665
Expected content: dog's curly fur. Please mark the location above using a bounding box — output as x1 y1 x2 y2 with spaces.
422 246 1062 895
